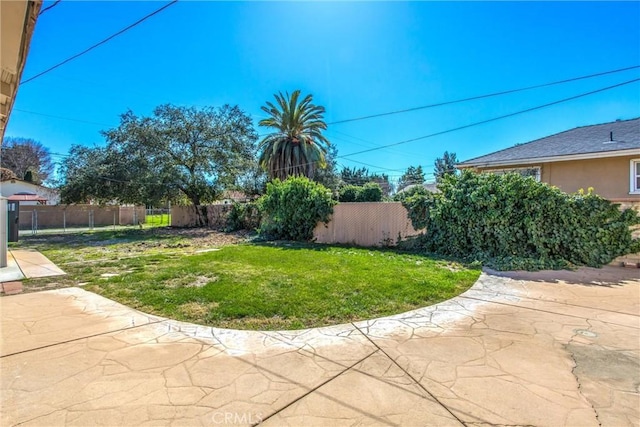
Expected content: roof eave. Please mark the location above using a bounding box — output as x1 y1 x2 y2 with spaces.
456 147 640 169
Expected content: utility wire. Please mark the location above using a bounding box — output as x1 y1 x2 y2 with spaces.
342 158 407 173
340 77 640 159
265 76 639 174
13 109 115 127
21 0 178 85
39 0 62 16
328 65 640 125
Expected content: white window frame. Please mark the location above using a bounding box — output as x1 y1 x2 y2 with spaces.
485 166 542 182
630 159 640 195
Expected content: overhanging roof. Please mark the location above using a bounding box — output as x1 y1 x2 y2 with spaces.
458 117 640 168
7 193 47 202
1 0 42 141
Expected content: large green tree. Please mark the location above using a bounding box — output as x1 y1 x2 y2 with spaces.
60 104 258 226
258 90 330 181
1 137 54 185
434 151 459 183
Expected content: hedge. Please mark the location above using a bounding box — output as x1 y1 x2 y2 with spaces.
258 176 335 241
400 170 639 270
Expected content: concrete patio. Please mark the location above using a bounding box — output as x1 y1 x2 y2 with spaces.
1 267 638 426
0 248 66 283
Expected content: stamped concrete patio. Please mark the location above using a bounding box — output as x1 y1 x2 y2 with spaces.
1 267 638 426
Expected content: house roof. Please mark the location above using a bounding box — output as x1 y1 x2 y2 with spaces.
398 183 440 194
0 178 57 191
458 117 640 168
7 193 46 202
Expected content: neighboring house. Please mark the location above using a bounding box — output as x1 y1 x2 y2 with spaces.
396 183 440 194
219 190 251 205
457 117 640 208
0 178 60 205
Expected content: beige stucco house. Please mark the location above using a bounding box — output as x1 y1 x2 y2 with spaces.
0 178 59 205
457 118 640 209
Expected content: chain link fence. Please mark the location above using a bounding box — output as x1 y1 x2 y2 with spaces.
145 208 172 227
18 205 146 235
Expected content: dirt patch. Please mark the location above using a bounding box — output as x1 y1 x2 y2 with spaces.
165 275 218 288
186 276 218 288
152 228 252 248
178 301 219 318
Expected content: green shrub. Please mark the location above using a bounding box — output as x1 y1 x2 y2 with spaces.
226 202 261 231
400 170 639 270
259 176 336 241
338 182 383 202
338 185 360 202
358 182 383 202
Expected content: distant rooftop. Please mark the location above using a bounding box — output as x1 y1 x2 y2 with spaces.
458 117 640 168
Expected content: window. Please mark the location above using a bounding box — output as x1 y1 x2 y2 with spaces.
631 159 640 194
485 166 541 182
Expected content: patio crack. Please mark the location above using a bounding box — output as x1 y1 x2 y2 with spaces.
351 322 467 427
0 319 166 358
460 295 635 328
254 349 379 426
566 327 602 427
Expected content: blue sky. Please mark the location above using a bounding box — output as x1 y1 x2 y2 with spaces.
6 1 640 183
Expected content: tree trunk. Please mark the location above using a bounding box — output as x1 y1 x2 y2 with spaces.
189 195 209 227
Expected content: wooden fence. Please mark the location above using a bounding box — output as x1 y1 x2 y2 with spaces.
313 202 422 247
171 202 422 247
171 204 232 228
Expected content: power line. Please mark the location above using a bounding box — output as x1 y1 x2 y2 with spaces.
39 0 62 16
21 0 178 85
328 65 640 125
13 109 115 127
340 158 407 173
340 77 640 159
326 129 426 159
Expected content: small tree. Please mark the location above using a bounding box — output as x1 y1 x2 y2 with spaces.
397 165 425 191
434 151 458 183
1 137 54 185
340 166 392 197
259 177 335 241
313 144 341 192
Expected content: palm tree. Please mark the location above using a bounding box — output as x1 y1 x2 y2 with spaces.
258 90 330 181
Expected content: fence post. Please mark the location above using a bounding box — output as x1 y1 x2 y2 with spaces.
63 210 66 233
113 211 116 230
89 211 94 230
32 210 38 235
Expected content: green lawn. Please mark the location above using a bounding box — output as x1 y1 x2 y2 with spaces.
14 229 480 330
145 213 172 227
